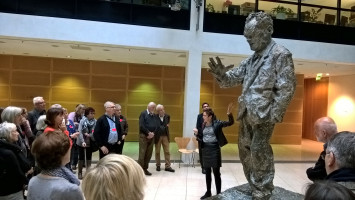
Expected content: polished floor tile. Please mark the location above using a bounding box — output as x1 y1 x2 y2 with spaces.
89 139 322 200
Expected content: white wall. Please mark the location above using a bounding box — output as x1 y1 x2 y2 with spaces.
328 75 355 132
1 12 355 64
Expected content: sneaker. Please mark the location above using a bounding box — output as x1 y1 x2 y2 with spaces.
144 170 152 176
156 166 161 171
165 167 175 172
200 191 211 199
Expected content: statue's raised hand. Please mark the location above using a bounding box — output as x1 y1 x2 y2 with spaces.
208 56 234 77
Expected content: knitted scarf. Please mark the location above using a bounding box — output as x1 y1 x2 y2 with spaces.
81 116 96 131
41 166 80 185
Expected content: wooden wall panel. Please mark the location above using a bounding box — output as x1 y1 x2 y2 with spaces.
0 70 10 85
163 66 184 79
200 81 213 94
165 106 183 121
91 90 126 104
129 64 162 77
128 78 161 91
91 61 128 76
162 80 183 92
0 86 10 99
52 73 90 88
0 55 11 69
12 56 51 71
10 101 34 110
201 68 304 144
302 78 328 140
12 71 50 86
11 86 50 101
0 100 9 107
91 76 127 89
51 88 90 102
0 55 185 142
161 93 183 106
53 59 90 73
126 105 148 119
127 91 162 105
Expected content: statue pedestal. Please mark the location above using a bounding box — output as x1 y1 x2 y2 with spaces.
207 184 304 200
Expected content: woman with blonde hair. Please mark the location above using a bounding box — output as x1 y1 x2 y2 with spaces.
82 154 146 200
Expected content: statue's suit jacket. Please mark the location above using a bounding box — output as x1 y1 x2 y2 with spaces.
215 40 296 125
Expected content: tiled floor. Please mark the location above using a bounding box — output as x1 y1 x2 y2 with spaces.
89 139 323 200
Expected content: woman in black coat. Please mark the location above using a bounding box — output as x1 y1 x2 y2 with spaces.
0 121 32 200
193 103 234 199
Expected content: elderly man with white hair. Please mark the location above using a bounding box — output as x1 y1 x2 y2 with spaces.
28 96 46 134
93 101 122 159
138 102 159 176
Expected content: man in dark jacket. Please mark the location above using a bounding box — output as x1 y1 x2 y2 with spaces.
154 104 174 172
325 131 355 192
93 101 122 159
306 117 337 181
28 96 46 134
115 104 128 154
138 102 159 176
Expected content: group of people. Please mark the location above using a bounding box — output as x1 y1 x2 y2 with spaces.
0 98 145 200
304 117 355 199
138 102 175 175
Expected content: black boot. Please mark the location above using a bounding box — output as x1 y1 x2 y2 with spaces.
78 160 84 180
200 191 211 199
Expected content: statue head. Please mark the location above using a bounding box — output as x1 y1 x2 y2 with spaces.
244 12 274 53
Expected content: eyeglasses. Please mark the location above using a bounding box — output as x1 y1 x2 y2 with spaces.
321 151 331 160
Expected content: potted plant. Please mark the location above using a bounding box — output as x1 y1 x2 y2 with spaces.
271 5 294 19
308 8 323 22
206 3 215 13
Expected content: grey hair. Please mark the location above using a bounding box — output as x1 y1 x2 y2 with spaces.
156 104 164 111
147 102 156 108
327 131 355 169
36 115 47 131
1 106 22 124
104 101 115 109
0 121 17 141
50 104 62 108
115 104 121 109
246 12 273 31
33 96 44 105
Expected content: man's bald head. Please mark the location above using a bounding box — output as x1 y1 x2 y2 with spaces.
314 117 337 143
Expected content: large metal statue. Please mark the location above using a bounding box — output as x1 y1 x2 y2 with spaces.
208 12 296 199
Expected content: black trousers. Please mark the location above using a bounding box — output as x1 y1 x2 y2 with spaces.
99 143 120 159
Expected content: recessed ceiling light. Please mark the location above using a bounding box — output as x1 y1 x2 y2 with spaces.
51 45 59 47
66 56 71 58
103 49 110 51
326 73 330 76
